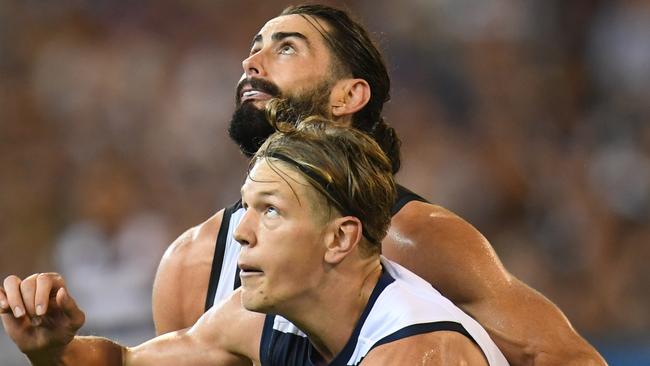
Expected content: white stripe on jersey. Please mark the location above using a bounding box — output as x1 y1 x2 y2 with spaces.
213 206 245 306
273 316 307 337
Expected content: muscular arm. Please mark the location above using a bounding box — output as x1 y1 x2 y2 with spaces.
128 291 261 366
383 201 605 366
152 210 223 335
28 290 260 366
361 331 488 365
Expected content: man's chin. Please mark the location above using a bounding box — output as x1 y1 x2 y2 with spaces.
228 102 276 156
241 292 274 313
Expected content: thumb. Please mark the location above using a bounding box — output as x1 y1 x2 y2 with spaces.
56 288 85 331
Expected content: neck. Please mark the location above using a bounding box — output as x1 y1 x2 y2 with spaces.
279 256 382 363
332 113 353 127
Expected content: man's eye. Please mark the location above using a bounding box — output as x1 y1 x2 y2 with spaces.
279 44 296 55
265 206 279 217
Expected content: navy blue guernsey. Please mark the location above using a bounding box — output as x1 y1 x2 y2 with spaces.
258 258 509 365
258 268 396 366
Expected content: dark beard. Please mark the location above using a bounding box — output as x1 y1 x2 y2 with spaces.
227 102 276 156
228 79 333 157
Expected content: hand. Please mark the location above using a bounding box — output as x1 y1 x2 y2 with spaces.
0 273 85 358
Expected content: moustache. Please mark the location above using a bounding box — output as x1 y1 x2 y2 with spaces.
235 77 282 106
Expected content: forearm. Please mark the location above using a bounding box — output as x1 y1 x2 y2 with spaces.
533 350 607 366
466 279 606 366
28 336 124 366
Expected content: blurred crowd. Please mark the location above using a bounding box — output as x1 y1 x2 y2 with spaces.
1 0 649 364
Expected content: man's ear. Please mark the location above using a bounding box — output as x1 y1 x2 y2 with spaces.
324 216 363 264
330 79 371 118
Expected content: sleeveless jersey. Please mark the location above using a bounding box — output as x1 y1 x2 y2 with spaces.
259 257 509 365
205 184 426 310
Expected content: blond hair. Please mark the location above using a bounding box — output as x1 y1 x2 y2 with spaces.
251 100 395 254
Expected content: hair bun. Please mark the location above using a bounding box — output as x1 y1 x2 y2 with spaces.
371 118 401 174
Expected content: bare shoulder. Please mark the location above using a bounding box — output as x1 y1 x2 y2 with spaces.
388 200 486 247
383 200 510 304
361 331 488 366
153 210 225 335
162 210 224 265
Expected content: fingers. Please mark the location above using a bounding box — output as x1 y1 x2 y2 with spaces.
0 287 10 313
3 276 26 318
19 274 39 317
56 287 85 331
35 273 62 316
2 273 66 319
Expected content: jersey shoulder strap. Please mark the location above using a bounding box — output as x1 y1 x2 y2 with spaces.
204 199 242 311
391 184 428 216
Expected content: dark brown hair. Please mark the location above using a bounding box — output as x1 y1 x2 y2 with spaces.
279 4 402 174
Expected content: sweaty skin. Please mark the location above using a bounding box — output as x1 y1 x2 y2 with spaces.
1 284 490 366
1 158 495 366
151 11 605 366
153 202 604 365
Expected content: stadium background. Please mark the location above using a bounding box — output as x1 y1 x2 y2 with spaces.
1 1 648 364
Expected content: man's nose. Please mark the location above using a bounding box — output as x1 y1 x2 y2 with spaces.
234 209 256 247
242 52 265 78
